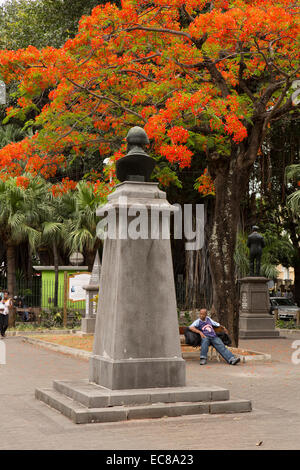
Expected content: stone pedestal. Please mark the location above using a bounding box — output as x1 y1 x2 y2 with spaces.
81 285 97 334
89 181 185 389
239 277 279 339
35 182 252 421
80 252 101 336
81 317 96 335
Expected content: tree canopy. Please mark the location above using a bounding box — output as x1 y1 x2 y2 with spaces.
0 0 299 342
0 0 298 194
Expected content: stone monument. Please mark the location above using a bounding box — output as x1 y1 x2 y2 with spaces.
239 226 279 339
80 251 101 335
89 128 185 389
36 127 251 423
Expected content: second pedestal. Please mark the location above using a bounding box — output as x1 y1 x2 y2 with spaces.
239 277 279 339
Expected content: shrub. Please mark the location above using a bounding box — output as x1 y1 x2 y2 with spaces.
39 308 82 329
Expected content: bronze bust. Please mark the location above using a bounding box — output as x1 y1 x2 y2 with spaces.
116 126 155 182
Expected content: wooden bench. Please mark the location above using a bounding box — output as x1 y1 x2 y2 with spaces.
16 307 37 322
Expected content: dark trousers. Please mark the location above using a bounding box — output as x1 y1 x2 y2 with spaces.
250 254 261 276
0 314 8 337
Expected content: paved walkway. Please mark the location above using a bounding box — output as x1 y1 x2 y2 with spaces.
0 334 300 450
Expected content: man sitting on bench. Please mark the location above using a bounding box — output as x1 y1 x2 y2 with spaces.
189 308 240 366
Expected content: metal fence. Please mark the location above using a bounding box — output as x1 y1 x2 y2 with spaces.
40 280 85 312
0 275 198 313
0 276 41 307
0 276 85 312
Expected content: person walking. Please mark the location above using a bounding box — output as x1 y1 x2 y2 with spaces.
0 290 13 338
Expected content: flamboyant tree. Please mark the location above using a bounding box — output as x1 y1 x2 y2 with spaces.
0 0 299 344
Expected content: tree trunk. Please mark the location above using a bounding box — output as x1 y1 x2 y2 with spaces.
294 250 300 308
184 204 213 310
27 244 33 284
289 223 300 307
208 155 250 347
53 242 59 307
6 242 16 297
185 249 198 309
86 249 95 272
6 242 16 327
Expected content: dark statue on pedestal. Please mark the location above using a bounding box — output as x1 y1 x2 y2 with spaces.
247 226 265 276
240 226 279 338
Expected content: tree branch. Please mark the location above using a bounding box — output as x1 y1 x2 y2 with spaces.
125 25 192 42
265 96 297 121
203 57 230 98
117 69 155 82
66 77 146 123
238 46 256 103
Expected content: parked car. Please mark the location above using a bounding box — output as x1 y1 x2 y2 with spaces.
269 297 299 320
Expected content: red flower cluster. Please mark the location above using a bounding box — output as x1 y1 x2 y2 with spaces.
195 169 215 196
224 114 247 143
50 178 77 197
159 144 193 168
167 127 189 144
16 176 30 189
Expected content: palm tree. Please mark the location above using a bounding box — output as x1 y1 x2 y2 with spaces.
40 190 76 306
285 164 300 305
0 176 48 296
63 181 103 269
285 164 300 215
41 219 64 307
0 123 25 148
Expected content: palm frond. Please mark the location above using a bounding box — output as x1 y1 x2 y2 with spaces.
285 164 300 184
260 263 279 279
234 232 249 278
287 190 300 215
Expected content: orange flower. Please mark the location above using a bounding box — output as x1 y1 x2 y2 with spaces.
16 176 30 189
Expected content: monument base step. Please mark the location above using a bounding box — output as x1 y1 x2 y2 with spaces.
35 379 251 424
